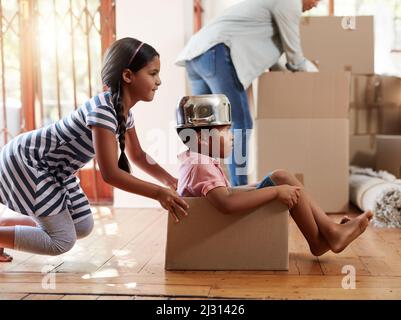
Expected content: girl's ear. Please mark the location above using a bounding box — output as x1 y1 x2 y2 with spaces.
122 68 134 84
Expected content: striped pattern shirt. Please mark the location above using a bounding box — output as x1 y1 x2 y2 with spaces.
0 92 134 223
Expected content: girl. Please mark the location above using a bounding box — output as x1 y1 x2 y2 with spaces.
176 102 373 256
0 37 188 262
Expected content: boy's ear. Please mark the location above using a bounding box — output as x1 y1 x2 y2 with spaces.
122 68 134 84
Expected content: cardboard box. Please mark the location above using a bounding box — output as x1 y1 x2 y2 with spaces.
255 71 350 212
300 16 374 74
165 189 289 271
379 76 401 107
257 71 350 120
349 107 379 135
349 76 401 136
376 135 401 178
350 135 377 169
255 118 349 212
350 75 381 110
350 75 401 110
349 107 401 136
378 106 401 135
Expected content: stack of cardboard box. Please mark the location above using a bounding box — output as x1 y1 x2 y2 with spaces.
300 16 386 172
350 75 401 176
348 75 380 169
254 16 400 212
255 71 350 212
374 76 401 177
376 135 401 177
301 16 401 179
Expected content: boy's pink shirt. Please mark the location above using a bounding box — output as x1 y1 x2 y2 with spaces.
177 150 232 197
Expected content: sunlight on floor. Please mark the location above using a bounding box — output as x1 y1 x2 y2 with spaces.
112 249 131 257
82 268 119 280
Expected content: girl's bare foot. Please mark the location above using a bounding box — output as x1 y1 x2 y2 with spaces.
327 211 373 254
0 249 13 262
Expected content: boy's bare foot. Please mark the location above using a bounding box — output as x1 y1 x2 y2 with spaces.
327 211 373 254
0 249 13 262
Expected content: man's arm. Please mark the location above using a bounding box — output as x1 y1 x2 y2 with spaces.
272 0 307 72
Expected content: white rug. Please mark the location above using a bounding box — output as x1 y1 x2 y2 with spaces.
349 166 401 228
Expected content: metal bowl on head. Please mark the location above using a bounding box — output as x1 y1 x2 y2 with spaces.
176 94 232 129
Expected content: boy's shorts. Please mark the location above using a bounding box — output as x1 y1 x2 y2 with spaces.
256 172 276 189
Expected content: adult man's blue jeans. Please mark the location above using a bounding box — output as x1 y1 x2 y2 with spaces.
185 43 253 186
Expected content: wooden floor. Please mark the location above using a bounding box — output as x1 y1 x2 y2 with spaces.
1 205 401 300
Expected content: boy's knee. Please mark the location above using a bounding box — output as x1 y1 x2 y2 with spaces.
271 170 302 187
271 169 292 184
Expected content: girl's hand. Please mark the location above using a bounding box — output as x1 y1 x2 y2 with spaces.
275 185 301 209
166 177 178 191
156 187 189 223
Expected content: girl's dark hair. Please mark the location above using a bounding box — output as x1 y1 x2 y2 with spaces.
101 37 159 173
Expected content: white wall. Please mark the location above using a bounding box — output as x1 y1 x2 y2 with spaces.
114 0 190 208
202 0 243 24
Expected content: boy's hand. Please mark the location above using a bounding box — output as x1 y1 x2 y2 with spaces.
275 185 301 209
156 187 189 223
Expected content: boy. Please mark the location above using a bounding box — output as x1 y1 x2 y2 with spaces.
176 94 373 256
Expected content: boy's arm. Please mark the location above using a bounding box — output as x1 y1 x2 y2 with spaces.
206 186 278 215
246 182 260 188
230 182 259 189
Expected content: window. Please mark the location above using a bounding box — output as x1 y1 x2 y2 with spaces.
304 0 332 16
0 0 22 145
0 0 116 204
